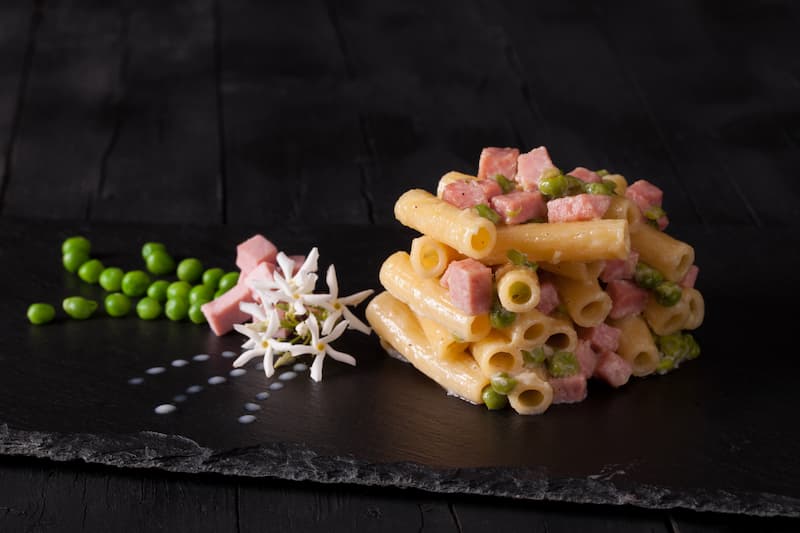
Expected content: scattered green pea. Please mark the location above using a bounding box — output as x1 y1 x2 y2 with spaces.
136 297 162 320
62 250 90 273
99 267 125 292
685 333 701 359
506 249 537 270
177 258 203 283
188 303 206 324
147 280 170 302
141 242 166 260
218 272 240 293
61 236 91 256
654 281 682 307
145 250 176 276
585 182 614 196
565 174 587 195
214 287 227 299
166 281 192 301
474 204 501 224
490 372 517 395
656 357 675 374
547 351 579 378
634 262 665 290
489 299 516 329
121 270 151 297
601 178 617 194
482 386 508 410
522 347 547 366
657 333 687 360
595 169 610 177
27 303 55 325
165 298 189 321
104 293 132 318
77 259 104 284
202 267 225 288
189 284 215 305
538 173 568 198
62 296 97 320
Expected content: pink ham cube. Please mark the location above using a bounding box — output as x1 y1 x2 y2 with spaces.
606 280 648 319
536 276 560 315
442 179 502 209
440 258 492 315
593 351 632 388
600 251 639 283
575 339 598 378
477 147 519 181
625 179 663 212
515 146 556 191
201 283 254 336
579 323 622 353
546 193 612 223
489 190 547 225
567 166 601 183
679 265 699 289
550 375 588 404
236 234 278 276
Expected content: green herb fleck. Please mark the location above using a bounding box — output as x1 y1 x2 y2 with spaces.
493 174 516 194
475 204 501 224
506 249 538 271
547 351 579 378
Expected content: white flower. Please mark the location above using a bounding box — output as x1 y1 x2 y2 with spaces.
305 264 374 335
232 307 305 378
288 314 356 382
250 248 321 315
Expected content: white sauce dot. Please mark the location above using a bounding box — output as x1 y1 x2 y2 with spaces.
229 368 246 377
279 371 297 381
192 354 210 362
221 350 237 358
173 394 187 403
146 367 165 375
171 359 189 367
292 363 308 372
128 377 144 385
154 404 176 415
186 385 203 394
208 376 226 385
238 415 256 424
269 382 284 391
244 402 261 412
255 392 270 401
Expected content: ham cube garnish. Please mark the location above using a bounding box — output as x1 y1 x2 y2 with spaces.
441 179 502 209
201 283 254 336
516 146 556 191
679 265 699 289
567 166 601 183
477 147 519 181
593 351 632 388
606 280 648 319
579 323 622 353
550 375 588 404
546 193 612 223
536 276 560 315
236 234 278 276
440 258 492 315
489 190 546 225
600 251 639 283
575 339 598 378
625 179 669 229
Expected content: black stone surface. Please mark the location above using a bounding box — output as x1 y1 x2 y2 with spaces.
1 218 798 517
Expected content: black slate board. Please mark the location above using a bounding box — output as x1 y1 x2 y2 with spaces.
1 218 798 517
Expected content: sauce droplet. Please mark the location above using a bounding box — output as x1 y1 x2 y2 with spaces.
154 404 176 415
238 415 256 424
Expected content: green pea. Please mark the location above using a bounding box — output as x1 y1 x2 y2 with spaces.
493 174 516 194
62 296 97 320
145 250 176 276
595 169 610 177
121 270 151 297
506 249 537 270
147 280 170 302
165 298 189 321
601 178 617 194
490 372 517 395
565 175 587 195
654 281 682 307
141 242 166 260
585 182 614 196
538 173 568 198
657 357 675 374
634 262 664 290
189 284 215 305
62 250 90 273
218 272 240 293
657 333 687 360
104 293 132 318
99 267 125 292
202 267 225 288
644 205 666 221
522 347 547 366
177 258 203 283
684 333 701 360
62 236 91 255
482 386 508 410
166 281 191 301
188 303 206 324
489 300 516 329
77 259 104 284
474 204 500 224
27 303 55 325
214 287 227 299
547 351 579 378
136 297 162 320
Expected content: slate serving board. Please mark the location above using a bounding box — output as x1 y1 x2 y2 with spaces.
1 218 798 517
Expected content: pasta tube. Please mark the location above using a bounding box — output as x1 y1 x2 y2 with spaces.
630 222 694 282
436 171 478 198
418 315 469 359
509 309 552 347
604 173 627 195
409 236 459 279
543 315 579 353
507 371 553 415
379 251 491 342
552 277 612 328
471 332 524 376
604 196 642 226
644 297 690 336
610 315 660 376
395 189 496 259
482 219 630 265
682 288 705 330
539 261 606 281
496 267 540 313
366 292 489 404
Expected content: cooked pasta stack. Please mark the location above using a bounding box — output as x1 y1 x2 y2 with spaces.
366 146 704 415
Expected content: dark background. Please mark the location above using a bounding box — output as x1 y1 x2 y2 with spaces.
1 0 799 531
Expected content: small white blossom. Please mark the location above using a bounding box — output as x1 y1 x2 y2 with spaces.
305 264 374 335
290 314 356 382
232 307 303 378
251 248 321 315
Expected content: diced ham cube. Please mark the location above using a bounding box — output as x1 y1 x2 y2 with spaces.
547 193 612 223
201 283 254 336
516 146 556 191
656 215 670 231
477 147 519 181
536 275 560 315
679 265 699 289
575 339 598 378
440 258 492 315
240 261 276 285
593 351 632 388
236 234 278 276
567 166 601 183
579 323 622 353
489 190 547 225
550 375 588 404
442 179 502 209
606 280 648 319
600 251 639 283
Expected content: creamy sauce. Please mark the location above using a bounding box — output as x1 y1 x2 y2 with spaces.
208 376 226 385
154 404 176 415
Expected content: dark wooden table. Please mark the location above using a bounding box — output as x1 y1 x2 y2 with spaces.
1 0 799 531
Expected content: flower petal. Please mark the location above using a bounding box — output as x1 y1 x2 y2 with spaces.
325 264 339 299
342 307 372 335
310 353 325 382
233 348 262 368
276 252 296 279
326 345 357 366
338 288 374 307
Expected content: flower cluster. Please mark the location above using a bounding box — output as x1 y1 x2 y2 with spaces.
232 248 374 382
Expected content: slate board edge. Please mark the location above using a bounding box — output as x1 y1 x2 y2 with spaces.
1 423 796 518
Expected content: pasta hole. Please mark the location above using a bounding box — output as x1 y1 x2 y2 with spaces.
664 314 683 333
421 248 440 270
580 300 606 321
545 332 570 350
470 315 490 337
488 352 515 371
524 323 545 341
677 254 692 277
470 228 492 251
509 282 532 305
518 389 544 408
634 351 656 370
